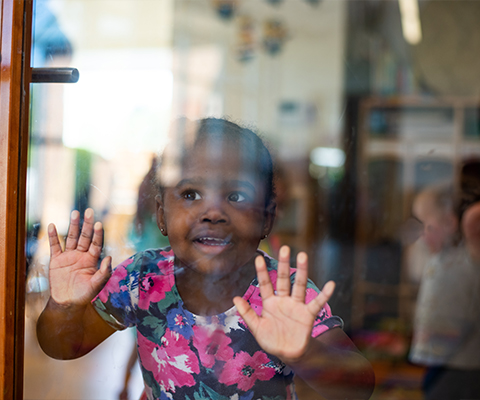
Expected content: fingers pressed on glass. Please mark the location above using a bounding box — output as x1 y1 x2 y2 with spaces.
77 208 95 251
65 210 80 251
276 245 291 297
291 252 308 303
48 223 62 258
88 221 104 258
255 255 275 300
306 281 336 316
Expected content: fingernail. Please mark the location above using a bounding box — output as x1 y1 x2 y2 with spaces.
85 208 93 218
298 252 307 263
280 246 289 258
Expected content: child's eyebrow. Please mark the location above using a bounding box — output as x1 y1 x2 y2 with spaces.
175 178 202 188
175 178 256 192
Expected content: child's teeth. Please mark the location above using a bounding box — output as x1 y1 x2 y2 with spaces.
199 237 227 245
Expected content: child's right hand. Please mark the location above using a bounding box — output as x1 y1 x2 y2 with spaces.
47 208 112 308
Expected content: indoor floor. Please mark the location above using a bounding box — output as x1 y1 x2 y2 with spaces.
23 294 144 400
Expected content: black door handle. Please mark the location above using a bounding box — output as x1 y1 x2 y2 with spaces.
31 67 79 83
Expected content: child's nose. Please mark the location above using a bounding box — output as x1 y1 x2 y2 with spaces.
200 197 228 224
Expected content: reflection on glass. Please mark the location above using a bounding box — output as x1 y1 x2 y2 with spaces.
23 0 480 399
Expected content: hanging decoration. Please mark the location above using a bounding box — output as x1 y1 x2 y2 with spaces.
236 15 256 62
263 19 288 56
211 0 239 20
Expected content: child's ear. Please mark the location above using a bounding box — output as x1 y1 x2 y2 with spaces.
262 201 277 237
155 194 168 236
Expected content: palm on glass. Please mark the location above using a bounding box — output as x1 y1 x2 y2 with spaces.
47 208 111 307
233 246 335 365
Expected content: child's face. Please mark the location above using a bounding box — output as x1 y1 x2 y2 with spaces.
413 194 457 254
156 141 275 276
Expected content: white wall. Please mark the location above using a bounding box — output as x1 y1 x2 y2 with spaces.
171 0 347 159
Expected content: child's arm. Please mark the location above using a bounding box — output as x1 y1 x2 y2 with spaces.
234 246 375 400
37 209 117 359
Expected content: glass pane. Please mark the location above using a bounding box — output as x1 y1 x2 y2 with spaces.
24 0 480 399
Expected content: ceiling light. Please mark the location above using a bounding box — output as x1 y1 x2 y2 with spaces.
399 0 422 45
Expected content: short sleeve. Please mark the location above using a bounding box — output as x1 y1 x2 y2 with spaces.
92 253 142 330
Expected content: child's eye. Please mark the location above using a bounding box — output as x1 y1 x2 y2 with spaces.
228 192 247 203
183 190 201 201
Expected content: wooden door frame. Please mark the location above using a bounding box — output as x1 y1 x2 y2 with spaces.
0 0 33 398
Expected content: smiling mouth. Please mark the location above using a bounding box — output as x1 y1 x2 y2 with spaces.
194 237 232 246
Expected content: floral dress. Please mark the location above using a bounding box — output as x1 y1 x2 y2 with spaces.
92 247 343 400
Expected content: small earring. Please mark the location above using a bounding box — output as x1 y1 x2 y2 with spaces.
263 234 268 239
161 228 165 233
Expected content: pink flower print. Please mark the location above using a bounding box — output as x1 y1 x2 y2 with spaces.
307 287 333 337
159 248 174 261
192 327 234 369
137 329 200 392
97 261 131 303
218 351 276 391
138 273 171 310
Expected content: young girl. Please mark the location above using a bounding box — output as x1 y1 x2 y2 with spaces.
37 118 374 400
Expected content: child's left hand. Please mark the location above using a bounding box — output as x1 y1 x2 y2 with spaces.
233 245 335 366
